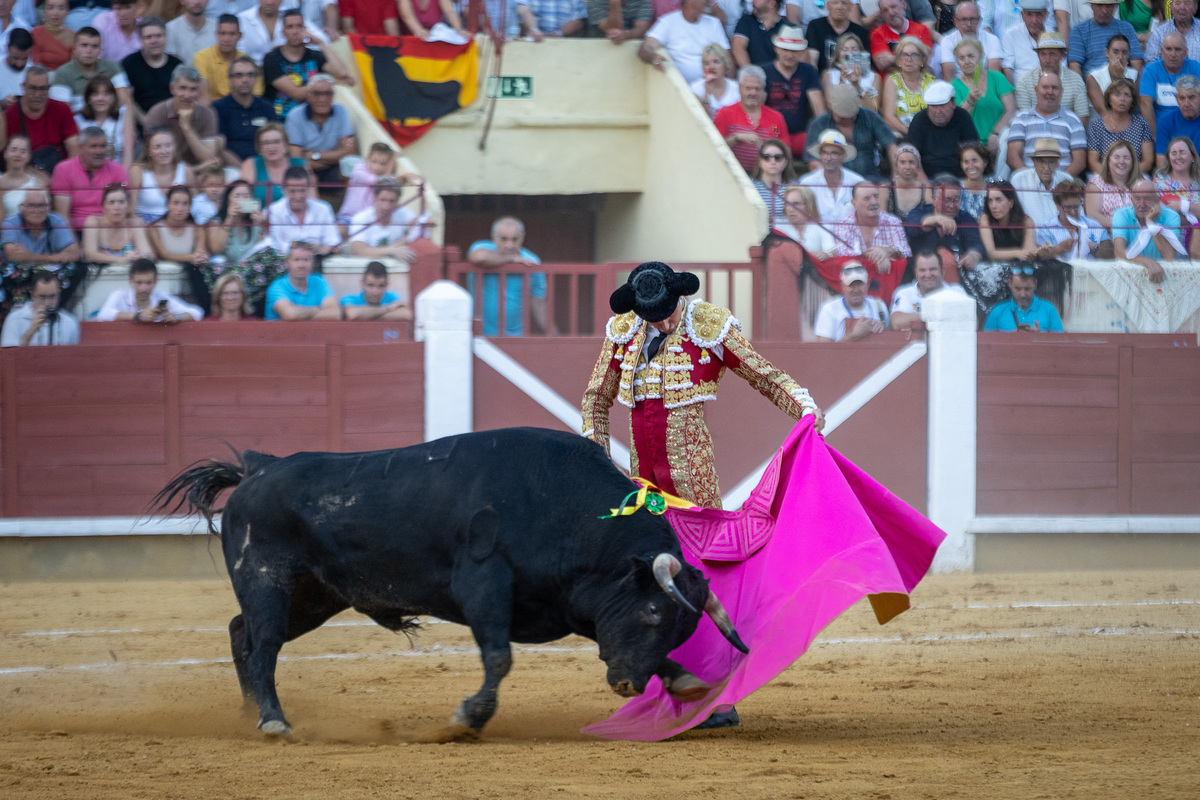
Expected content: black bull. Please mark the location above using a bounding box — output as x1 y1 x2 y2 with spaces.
154 427 748 736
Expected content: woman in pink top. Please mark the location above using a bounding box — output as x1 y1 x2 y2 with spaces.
397 0 469 38
1084 139 1137 232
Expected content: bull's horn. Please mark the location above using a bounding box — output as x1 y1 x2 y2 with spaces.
705 591 750 654
652 553 698 614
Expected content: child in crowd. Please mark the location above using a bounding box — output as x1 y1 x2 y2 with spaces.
191 165 226 225
95 258 204 323
341 261 412 321
338 143 399 223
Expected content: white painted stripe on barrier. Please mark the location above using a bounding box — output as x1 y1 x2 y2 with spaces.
723 341 928 510
0 516 217 537
3 625 1196 677
472 336 632 470
969 516 1200 535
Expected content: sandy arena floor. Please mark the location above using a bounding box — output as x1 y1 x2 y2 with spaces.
1 572 1197 800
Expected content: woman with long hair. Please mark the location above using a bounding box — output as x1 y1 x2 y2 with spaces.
958 143 990 220
1086 78 1153 175
130 129 192 224
886 143 928 218
82 183 153 265
967 180 1037 321
752 138 799 229
1154 136 1200 217
691 43 740 118
75 75 135 171
774 185 836 258
0 135 47 219
880 36 934 137
239 122 313 207
204 180 283 318
1085 139 1137 232
821 33 881 114
951 37 1015 159
208 273 259 322
33 0 74 71
148 185 211 311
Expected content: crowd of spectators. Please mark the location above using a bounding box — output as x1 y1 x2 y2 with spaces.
0 0 441 341
1 0 1198 344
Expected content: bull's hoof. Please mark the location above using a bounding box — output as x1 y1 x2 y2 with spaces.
693 708 740 730
257 718 292 737
611 680 641 698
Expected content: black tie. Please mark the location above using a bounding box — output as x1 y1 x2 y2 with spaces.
645 333 663 362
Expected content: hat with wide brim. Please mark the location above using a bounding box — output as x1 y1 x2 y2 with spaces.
609 262 701 322
772 24 808 51
806 129 858 161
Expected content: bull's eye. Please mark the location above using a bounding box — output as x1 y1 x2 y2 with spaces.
640 603 662 626
648 602 660 616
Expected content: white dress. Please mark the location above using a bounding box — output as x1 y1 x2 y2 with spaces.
135 162 188 223
690 77 740 117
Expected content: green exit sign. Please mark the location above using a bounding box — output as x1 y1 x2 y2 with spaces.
487 76 533 99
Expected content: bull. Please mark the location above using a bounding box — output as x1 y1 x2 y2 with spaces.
153 427 748 737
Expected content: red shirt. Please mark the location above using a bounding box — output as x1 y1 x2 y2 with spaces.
4 99 79 161
713 103 788 172
868 20 933 71
340 0 399 35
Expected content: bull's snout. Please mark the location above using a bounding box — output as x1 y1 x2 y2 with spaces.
611 679 644 698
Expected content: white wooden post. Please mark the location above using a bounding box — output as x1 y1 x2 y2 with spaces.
415 280 474 442
922 290 977 572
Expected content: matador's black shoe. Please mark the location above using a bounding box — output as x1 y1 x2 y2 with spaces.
693 707 740 729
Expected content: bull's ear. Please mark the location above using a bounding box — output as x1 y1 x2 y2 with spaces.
621 555 659 592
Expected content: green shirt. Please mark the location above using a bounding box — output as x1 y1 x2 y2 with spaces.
953 70 1013 141
1122 0 1153 34
49 59 130 111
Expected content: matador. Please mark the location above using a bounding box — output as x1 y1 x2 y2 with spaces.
581 261 825 511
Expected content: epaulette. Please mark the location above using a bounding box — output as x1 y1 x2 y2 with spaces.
606 311 641 344
683 300 740 349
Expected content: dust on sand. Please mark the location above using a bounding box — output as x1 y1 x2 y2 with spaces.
1 572 1197 799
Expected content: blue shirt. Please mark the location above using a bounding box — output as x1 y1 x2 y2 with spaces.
1068 19 1143 75
984 296 1064 332
341 290 400 306
1 211 76 258
284 103 355 154
212 94 278 161
1154 108 1200 155
265 274 335 320
465 241 546 337
1138 59 1200 118
1111 206 1183 261
516 0 586 34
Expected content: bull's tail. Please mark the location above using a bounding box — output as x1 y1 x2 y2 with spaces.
151 450 247 536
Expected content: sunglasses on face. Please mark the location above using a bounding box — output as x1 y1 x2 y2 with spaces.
760 153 787 161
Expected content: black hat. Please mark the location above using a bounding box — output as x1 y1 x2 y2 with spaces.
609 262 700 323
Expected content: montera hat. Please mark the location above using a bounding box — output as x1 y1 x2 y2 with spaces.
609 261 701 322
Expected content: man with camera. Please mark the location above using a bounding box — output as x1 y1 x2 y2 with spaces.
0 269 79 346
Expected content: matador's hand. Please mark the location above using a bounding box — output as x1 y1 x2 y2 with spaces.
812 407 826 433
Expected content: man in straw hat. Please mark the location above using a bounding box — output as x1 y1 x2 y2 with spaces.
1066 0 1143 76
799 128 863 221
582 261 823 513
1014 31 1089 126
1011 137 1073 224
761 23 824 155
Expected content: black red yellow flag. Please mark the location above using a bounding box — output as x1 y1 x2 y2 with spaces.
349 35 479 147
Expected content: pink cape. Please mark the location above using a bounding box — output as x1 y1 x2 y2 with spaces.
581 416 946 740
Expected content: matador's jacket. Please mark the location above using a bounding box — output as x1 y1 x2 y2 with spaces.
581 300 818 510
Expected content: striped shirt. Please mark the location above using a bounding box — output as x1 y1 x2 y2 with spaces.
1067 19 1143 75
830 209 912 258
754 179 799 229
1015 66 1089 121
1007 107 1088 170
1144 19 1200 63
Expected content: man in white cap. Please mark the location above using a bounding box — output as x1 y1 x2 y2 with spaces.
905 80 980 178
798 129 863 221
869 0 933 73
813 262 890 343
1014 31 1089 127
732 0 786 68
931 2 1001 81
638 0 729 85
1144 0 1200 63
1139 31 1200 127
1001 0 1053 84
804 84 896 179
761 24 824 155
1011 137 1073 224
1006 71 1087 175
1066 0 1143 77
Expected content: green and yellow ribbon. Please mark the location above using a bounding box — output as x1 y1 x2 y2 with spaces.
600 479 695 519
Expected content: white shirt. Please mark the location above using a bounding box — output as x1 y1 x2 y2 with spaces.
1001 24 1041 78
0 303 80 347
166 15 219 66
205 0 257 21
889 281 970 316
95 288 204 322
192 193 220 225
0 61 27 101
347 205 423 247
775 221 837 255
690 76 740 116
51 70 131 113
261 196 342 254
236 7 330 64
1012 166 1072 226
0 10 36 61
783 0 828 27
932 28 1003 80
813 294 890 341
646 11 730 85
799 167 865 223
1053 0 1092 28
